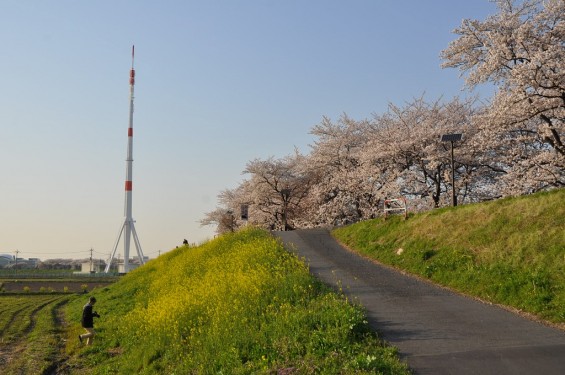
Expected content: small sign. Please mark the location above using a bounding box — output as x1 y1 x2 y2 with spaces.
240 204 249 220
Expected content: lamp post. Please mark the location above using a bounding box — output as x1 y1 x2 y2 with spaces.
441 133 462 207
281 189 291 231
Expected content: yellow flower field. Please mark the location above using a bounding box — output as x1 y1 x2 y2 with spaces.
64 227 409 374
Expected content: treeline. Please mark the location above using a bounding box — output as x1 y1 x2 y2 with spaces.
202 0 564 233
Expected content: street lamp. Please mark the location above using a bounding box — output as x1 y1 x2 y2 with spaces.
441 133 462 207
281 189 291 231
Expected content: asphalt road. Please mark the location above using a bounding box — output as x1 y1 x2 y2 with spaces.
274 228 565 375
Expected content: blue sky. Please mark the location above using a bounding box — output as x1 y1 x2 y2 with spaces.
0 1 497 261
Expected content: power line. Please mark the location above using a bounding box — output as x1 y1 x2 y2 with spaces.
9 250 90 256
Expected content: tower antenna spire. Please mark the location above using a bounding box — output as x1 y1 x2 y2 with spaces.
105 45 144 274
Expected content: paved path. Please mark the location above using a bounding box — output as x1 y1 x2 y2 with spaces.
274 228 565 375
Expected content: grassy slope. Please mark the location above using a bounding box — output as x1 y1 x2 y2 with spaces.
63 228 409 374
333 188 565 324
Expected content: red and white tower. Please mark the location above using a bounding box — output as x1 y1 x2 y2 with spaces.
105 46 145 273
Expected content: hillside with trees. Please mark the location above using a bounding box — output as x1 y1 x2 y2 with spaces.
202 0 564 234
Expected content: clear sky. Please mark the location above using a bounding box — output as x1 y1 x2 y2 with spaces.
0 0 497 261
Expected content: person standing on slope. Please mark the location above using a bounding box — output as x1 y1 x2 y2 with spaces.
79 296 100 345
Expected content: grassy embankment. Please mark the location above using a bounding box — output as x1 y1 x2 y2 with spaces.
63 228 410 374
333 188 565 324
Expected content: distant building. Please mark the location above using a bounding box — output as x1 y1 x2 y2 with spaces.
0 254 13 268
118 262 139 273
132 255 149 263
27 258 40 267
80 261 106 274
100 258 141 274
3 257 37 269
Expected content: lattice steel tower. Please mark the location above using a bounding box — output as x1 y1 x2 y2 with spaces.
105 46 145 273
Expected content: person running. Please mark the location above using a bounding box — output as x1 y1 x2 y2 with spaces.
79 296 100 345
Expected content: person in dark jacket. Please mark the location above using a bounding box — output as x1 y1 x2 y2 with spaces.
79 296 100 345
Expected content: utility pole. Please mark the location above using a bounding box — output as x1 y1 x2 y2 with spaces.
14 249 19 275
90 248 94 273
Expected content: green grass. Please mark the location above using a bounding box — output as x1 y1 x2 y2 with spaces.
63 227 409 374
0 294 71 374
333 188 565 323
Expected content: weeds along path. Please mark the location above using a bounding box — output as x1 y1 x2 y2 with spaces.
0 295 71 375
274 228 565 375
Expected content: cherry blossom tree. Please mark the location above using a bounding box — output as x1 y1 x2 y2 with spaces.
242 152 312 230
305 114 380 225
363 96 488 209
200 187 247 235
441 0 565 194
203 97 495 233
